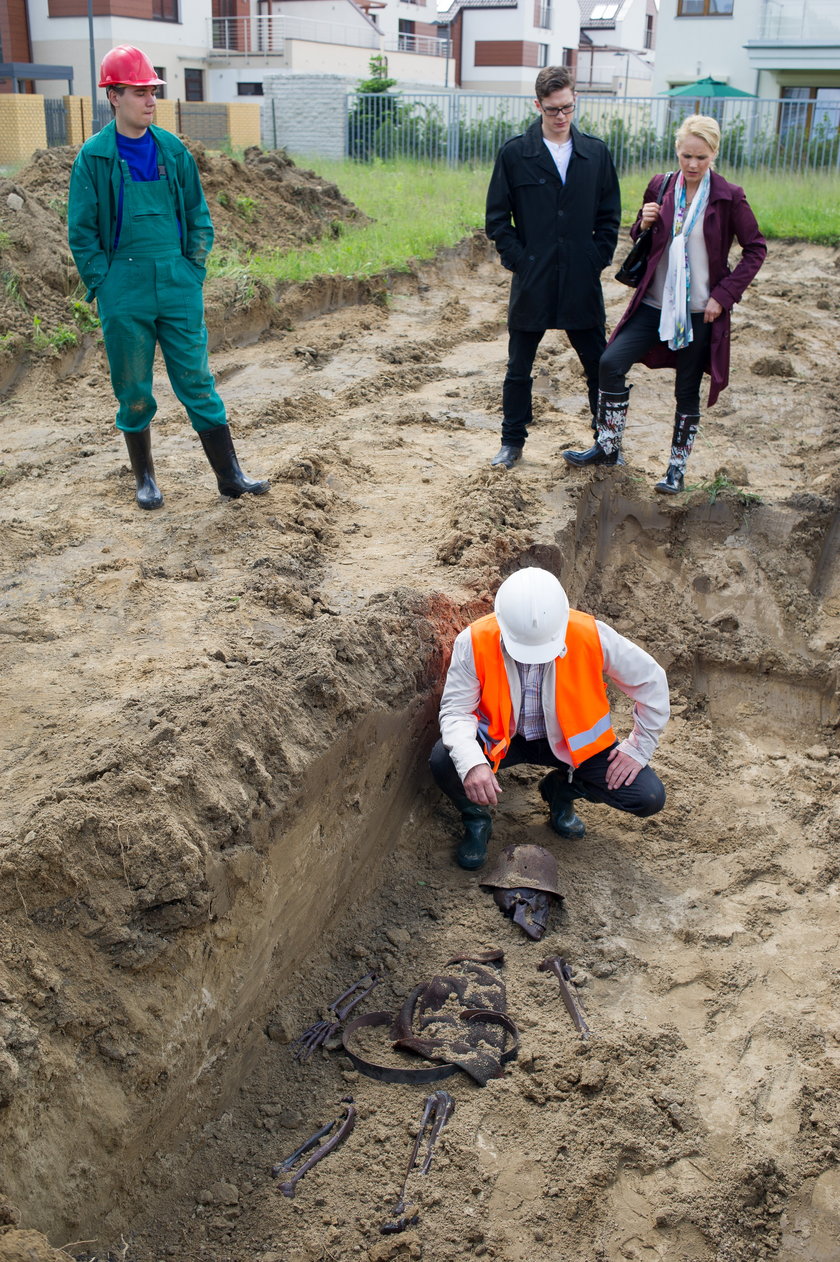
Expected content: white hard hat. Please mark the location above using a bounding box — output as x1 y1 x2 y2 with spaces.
494 568 569 664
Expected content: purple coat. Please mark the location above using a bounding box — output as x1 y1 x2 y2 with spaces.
611 171 767 406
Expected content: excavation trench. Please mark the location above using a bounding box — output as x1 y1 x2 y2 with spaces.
0 237 839 1262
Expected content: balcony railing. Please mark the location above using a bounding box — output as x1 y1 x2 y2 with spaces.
759 0 840 40
210 16 449 57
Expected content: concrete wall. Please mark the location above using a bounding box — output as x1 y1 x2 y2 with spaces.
459 2 581 92
262 72 353 158
0 95 48 163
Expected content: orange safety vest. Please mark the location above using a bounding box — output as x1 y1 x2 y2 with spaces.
470 610 616 771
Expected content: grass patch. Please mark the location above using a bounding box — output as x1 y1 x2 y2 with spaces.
207 158 838 287
620 169 839 244
208 159 490 285
688 472 762 505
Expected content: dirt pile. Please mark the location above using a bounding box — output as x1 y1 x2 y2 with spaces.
0 142 363 352
0 237 839 1262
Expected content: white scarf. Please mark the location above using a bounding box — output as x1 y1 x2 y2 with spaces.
658 171 711 351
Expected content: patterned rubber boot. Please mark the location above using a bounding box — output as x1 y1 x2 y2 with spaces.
563 388 630 467
655 412 700 494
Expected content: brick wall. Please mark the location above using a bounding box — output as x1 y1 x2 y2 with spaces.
0 95 48 164
226 102 261 149
64 95 93 146
154 99 177 132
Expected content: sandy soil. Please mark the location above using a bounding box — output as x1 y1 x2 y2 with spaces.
0 153 839 1262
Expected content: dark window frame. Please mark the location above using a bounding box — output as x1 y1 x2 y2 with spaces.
152 0 180 21
184 67 204 101
677 0 733 15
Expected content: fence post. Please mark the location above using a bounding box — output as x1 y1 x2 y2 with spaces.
446 92 458 167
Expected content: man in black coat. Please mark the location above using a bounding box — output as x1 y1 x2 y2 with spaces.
485 66 621 469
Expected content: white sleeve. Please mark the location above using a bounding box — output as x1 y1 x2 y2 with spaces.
438 629 491 783
596 620 670 766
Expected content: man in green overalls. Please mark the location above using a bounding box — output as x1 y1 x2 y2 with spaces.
68 44 268 510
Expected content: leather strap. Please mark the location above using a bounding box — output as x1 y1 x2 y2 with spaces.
342 1009 519 1085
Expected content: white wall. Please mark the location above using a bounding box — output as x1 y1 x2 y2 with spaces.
459 0 580 91
652 0 759 94
26 0 213 100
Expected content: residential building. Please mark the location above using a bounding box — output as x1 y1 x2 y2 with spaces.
653 0 840 117
436 0 582 93
577 0 656 94
2 0 451 99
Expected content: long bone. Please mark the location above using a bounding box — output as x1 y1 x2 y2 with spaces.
380 1089 456 1233
538 955 591 1040
275 1101 357 1198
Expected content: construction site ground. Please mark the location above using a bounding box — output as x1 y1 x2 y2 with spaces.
0 148 839 1262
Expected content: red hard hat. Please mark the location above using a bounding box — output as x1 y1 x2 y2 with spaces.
99 45 166 88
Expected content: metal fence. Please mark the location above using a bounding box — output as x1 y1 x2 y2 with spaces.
345 91 840 175
44 98 67 147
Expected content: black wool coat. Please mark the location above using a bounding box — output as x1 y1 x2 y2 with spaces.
485 119 621 332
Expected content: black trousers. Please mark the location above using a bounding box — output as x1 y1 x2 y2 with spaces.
600 304 711 416
430 735 665 818
502 325 606 449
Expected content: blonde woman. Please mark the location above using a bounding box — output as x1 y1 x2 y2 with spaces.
563 115 766 493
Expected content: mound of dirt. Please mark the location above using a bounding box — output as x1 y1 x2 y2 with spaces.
0 142 364 349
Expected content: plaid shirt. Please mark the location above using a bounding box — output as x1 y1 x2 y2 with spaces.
515 662 547 741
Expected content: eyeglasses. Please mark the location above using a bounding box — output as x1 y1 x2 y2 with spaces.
541 104 575 117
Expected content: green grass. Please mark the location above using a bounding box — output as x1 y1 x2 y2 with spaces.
620 168 840 243
206 157 838 287
208 159 491 285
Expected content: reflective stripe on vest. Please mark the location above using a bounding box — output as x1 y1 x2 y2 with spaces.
469 609 616 770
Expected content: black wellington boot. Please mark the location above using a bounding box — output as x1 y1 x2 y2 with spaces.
199 424 270 498
655 411 699 495
455 807 493 870
563 387 630 468
123 429 164 510
539 770 586 839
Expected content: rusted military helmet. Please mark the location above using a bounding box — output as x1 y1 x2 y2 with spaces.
480 844 562 898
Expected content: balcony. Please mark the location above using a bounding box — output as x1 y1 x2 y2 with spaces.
758 0 840 40
746 1 840 72
209 16 449 57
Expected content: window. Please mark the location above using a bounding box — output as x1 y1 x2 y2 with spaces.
184 68 204 101
237 82 264 95
590 2 619 17
534 0 551 29
779 86 840 139
398 19 413 49
644 12 654 47
677 0 733 13
154 67 166 98
538 43 549 66
152 0 179 20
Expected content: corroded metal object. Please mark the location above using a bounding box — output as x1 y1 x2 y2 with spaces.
480 845 563 941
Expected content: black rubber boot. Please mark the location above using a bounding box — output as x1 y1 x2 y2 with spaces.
655 463 684 494
563 387 630 468
123 428 164 510
655 411 699 495
199 424 269 498
539 771 586 839
490 444 523 470
455 807 493 870
562 441 620 468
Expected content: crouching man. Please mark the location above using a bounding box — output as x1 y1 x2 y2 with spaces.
68 44 268 509
430 567 669 869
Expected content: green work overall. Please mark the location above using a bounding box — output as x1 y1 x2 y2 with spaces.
96 155 226 435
